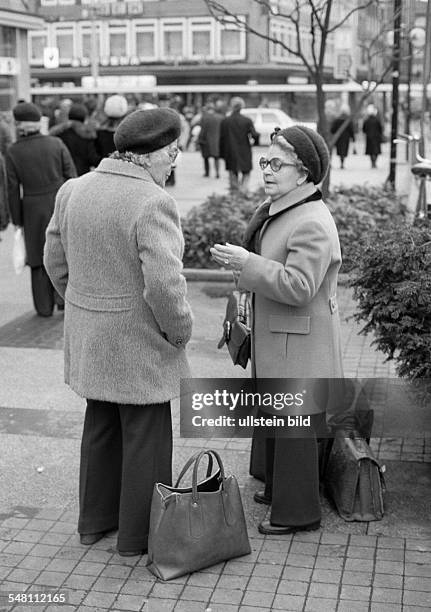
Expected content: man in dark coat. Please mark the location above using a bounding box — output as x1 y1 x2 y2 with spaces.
363 104 383 168
51 103 100 176
6 102 77 316
219 97 259 195
198 102 224 178
330 105 355 169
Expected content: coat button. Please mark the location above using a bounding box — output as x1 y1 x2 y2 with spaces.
175 338 184 346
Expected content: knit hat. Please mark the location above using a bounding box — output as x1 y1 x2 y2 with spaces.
13 102 41 122
104 95 128 119
272 125 329 184
68 103 88 122
114 108 182 154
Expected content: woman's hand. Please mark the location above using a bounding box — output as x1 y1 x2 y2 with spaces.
210 242 250 272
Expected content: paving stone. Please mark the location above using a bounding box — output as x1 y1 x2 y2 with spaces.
73 560 106 576
406 539 431 552
39 533 71 546
370 604 402 612
305 597 338 611
2 542 34 556
150 583 184 600
33 571 68 587
174 601 209 611
347 545 375 559
344 558 374 573
312 568 342 584
340 584 371 601
210 587 243 604
374 560 404 575
13 531 43 544
205 605 239 612
375 548 404 561
372 573 403 589
238 607 271 612
316 544 346 557
257 550 287 564
341 570 372 586
282 566 312 581
216 575 246 590
220 561 253 576
119 579 153 597
186 572 219 588
44 559 78 574
404 563 431 577
377 537 405 549
403 590 431 607
285 553 315 568
349 535 377 547
180 585 213 602
28 544 61 558
372 587 403 603
261 539 292 552
290 542 319 555
55 546 86 561
308 582 339 599
6 568 40 583
405 576 431 592
276 579 308 596
82 590 117 609
241 589 274 607
92 576 127 594
251 563 283 578
406 551 431 564
114 593 148 611
100 564 132 580
145 599 176 612
246 576 278 592
338 601 370 612
63 573 97 590
320 533 348 545
314 556 344 570
272 593 305 610
17 556 51 571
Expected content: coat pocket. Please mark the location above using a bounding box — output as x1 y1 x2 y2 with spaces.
66 285 136 312
268 315 311 335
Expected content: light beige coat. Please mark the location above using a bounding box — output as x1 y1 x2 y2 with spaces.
239 183 343 385
44 158 193 404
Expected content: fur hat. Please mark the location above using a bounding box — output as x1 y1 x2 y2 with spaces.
273 125 330 184
13 102 41 122
104 95 128 119
114 108 182 154
68 103 88 122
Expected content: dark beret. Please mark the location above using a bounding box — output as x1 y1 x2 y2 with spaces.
273 125 330 184
114 108 182 154
68 103 88 122
13 102 41 122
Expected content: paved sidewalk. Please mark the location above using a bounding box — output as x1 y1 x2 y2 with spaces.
1 149 430 612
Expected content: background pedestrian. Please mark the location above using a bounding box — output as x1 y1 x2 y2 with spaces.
44 107 193 557
330 104 355 169
5 102 76 316
363 104 383 168
219 96 259 196
198 102 224 178
96 95 128 159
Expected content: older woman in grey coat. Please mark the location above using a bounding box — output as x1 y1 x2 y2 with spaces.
211 126 343 534
44 108 193 556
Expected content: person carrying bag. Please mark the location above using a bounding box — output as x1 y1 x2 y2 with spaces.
147 450 251 580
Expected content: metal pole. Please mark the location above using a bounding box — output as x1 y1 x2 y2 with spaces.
90 8 99 87
419 0 431 155
405 40 412 156
388 0 402 189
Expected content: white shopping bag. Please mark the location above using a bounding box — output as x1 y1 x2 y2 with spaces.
13 227 26 275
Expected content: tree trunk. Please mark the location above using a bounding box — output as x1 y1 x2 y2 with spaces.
315 76 331 198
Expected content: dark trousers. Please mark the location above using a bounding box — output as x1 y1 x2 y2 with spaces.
257 413 325 526
31 265 64 317
78 399 172 551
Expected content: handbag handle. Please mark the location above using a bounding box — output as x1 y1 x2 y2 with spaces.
174 451 214 488
192 450 225 505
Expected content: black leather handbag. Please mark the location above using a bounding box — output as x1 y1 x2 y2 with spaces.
217 291 251 369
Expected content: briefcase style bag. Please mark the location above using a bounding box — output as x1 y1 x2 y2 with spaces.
325 429 385 522
147 450 251 580
217 291 251 369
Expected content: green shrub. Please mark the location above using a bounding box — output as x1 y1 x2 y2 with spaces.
182 191 262 268
327 185 407 272
350 221 431 381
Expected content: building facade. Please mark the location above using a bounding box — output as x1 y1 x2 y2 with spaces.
0 0 43 110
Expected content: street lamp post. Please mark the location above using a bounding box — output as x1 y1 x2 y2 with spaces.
419 0 431 155
388 0 402 189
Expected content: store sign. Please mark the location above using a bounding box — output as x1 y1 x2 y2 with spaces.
43 47 60 69
81 75 157 90
0 57 19 75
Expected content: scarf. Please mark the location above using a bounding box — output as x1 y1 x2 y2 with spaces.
242 187 322 254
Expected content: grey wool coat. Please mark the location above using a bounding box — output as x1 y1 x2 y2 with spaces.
44 158 193 405
238 183 343 391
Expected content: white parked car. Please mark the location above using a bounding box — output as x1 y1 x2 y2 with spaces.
242 107 317 145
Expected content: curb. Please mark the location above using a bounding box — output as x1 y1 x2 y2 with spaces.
184 268 351 286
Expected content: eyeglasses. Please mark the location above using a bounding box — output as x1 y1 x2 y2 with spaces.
166 147 179 163
259 157 297 172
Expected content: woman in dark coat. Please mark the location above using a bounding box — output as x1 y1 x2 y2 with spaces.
363 104 383 168
330 105 355 169
51 103 100 176
219 97 259 194
211 126 343 534
6 102 76 316
198 103 224 178
96 95 128 158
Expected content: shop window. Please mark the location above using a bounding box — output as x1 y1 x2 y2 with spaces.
108 21 129 58
161 20 185 59
29 31 48 65
133 20 157 61
218 19 245 59
78 22 102 62
53 24 75 65
0 26 16 57
189 19 213 59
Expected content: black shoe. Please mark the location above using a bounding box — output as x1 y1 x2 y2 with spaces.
80 532 106 545
118 549 146 557
254 491 271 506
258 519 320 535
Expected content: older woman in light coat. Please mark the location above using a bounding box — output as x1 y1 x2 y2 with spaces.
211 125 343 534
44 108 193 556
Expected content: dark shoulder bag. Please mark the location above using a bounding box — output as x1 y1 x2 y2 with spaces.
217 290 251 369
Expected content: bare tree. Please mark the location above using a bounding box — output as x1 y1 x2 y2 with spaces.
203 0 399 158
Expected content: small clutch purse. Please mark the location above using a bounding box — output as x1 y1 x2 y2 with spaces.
217 291 251 369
